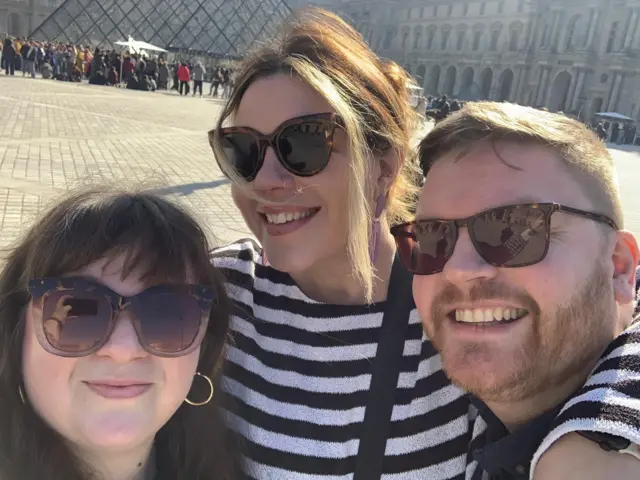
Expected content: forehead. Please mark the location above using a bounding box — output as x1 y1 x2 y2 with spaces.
67 255 194 297
417 141 592 219
234 73 333 133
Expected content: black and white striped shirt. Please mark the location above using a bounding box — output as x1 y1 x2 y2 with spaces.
213 239 640 479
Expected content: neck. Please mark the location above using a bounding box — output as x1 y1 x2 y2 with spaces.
291 221 397 305
76 440 155 480
485 361 596 432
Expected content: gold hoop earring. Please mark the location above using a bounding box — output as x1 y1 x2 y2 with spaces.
185 372 214 406
18 385 26 405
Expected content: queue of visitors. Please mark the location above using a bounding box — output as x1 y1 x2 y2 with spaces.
1 35 236 97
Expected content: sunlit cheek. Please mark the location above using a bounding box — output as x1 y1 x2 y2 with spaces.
162 352 200 407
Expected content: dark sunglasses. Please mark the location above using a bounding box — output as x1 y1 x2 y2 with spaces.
391 203 618 275
208 112 342 182
27 277 215 358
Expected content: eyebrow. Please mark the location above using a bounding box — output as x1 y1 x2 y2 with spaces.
415 197 548 221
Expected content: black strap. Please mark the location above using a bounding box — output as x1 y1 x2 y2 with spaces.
354 255 414 480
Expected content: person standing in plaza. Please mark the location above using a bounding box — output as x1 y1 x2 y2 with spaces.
192 62 205 97
2 38 16 76
21 40 37 78
208 7 640 479
177 62 191 96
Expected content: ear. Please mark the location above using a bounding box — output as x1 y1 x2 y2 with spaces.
612 231 639 305
376 149 400 196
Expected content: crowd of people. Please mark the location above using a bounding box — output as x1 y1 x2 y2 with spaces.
1 8 640 480
0 35 236 97
421 92 639 145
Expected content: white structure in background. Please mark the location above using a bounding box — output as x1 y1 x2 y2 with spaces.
0 0 63 38
313 0 640 122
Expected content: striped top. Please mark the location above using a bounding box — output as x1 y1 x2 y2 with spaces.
213 239 640 480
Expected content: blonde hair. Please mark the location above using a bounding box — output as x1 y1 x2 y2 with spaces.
419 102 623 229
211 7 421 302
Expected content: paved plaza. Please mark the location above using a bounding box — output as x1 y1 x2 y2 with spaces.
1 76 640 261
0 76 252 256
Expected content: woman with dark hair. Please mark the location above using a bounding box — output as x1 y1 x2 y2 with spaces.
0 186 242 480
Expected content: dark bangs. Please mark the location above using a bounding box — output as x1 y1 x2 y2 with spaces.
15 186 216 288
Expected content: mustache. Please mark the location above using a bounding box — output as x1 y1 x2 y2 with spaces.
431 281 541 316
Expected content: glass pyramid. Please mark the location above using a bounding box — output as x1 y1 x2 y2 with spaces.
30 0 291 58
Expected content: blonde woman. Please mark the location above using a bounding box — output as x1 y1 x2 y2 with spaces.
209 7 640 480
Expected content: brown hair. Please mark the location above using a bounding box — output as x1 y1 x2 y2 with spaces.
211 6 421 302
0 186 243 480
419 102 623 228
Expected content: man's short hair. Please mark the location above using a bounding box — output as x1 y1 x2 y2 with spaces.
419 102 624 229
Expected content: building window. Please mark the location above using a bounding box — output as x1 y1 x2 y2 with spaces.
606 21 619 53
441 29 450 50
448 4 453 16
517 0 525 13
414 31 422 49
457 31 465 50
498 1 504 14
565 15 579 52
473 30 483 50
427 29 436 49
539 22 548 48
420 7 424 18
402 31 409 48
383 30 394 49
480 2 486 15
509 30 519 51
490 30 500 51
463 3 469 15
407 9 411 20
434 5 438 17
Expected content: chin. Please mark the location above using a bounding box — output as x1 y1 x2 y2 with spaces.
442 348 532 401
263 245 317 274
78 412 158 449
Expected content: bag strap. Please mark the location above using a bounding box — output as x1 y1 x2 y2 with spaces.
354 255 414 480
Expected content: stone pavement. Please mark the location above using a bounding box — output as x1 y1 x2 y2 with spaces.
1 76 640 261
0 76 252 256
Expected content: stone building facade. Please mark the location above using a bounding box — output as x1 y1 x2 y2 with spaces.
327 0 640 122
1 0 63 39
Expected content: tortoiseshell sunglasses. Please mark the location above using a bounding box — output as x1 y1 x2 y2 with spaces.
208 112 342 182
391 203 618 275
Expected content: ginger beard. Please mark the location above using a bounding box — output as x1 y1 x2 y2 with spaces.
425 260 615 403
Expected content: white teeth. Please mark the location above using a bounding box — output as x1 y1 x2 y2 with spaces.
453 307 528 324
264 210 314 225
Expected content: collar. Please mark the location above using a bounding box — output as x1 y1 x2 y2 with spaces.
471 396 562 479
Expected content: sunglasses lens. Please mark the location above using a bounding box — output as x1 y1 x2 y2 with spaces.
471 206 548 267
394 221 454 274
278 120 332 176
221 132 260 180
130 291 204 354
41 291 111 353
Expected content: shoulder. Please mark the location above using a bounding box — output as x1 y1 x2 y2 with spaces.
211 238 263 291
211 238 262 267
531 323 640 475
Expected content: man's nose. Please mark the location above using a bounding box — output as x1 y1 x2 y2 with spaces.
442 228 499 286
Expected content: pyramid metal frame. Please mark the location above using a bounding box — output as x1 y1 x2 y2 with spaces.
30 0 291 58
